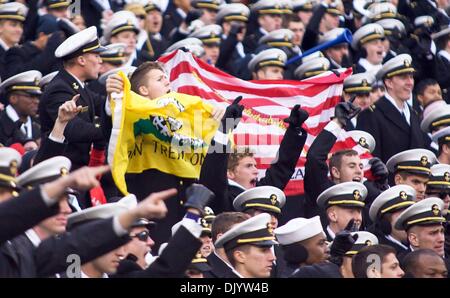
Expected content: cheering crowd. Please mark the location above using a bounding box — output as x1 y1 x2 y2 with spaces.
1 0 450 278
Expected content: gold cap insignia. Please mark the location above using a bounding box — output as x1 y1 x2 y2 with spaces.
270 194 277 205
200 218 208 228
10 181 16 188
284 34 289 42
444 172 450 182
420 156 428 166
34 77 40 86
278 54 283 61
211 32 216 38
60 167 69 176
9 160 18 176
127 19 133 26
267 222 274 235
404 59 411 68
432 204 440 216
353 190 361 200
399 191 408 200
365 239 373 246
72 82 79 90
195 252 203 259
362 79 368 87
359 137 367 147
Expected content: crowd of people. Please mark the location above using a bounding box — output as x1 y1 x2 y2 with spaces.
1 0 450 279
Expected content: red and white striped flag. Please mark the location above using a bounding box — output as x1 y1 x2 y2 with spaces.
159 50 372 196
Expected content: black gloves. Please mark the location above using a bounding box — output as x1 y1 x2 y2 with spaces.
220 96 244 133
369 157 389 187
184 184 215 215
185 9 203 25
333 101 361 128
329 219 359 267
283 104 309 132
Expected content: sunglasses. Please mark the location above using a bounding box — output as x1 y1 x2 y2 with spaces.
130 230 150 242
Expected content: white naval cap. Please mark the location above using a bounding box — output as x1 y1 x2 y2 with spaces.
423 100 446 121
188 24 222 45
351 23 385 50
432 126 450 144
67 194 138 229
324 2 342 16
102 11 140 43
214 213 278 250
44 0 71 9
216 3 250 24
279 0 294 14
204 206 216 223
369 184 416 222
248 48 287 73
274 216 324 245
39 71 58 88
345 231 379 255
100 43 128 65
143 1 162 12
376 53 414 80
352 0 371 17
258 29 294 48
427 164 450 191
164 37 205 57
394 197 445 230
0 147 21 191
316 181 368 210
0 70 42 96
420 104 450 133
301 50 324 63
55 26 106 60
432 26 450 41
415 15 434 29
343 72 375 94
368 2 397 20
192 0 222 11
347 130 376 153
318 27 347 45
0 2 28 22
251 0 285 15
386 148 437 176
17 156 71 189
292 0 315 12
294 57 330 80
375 18 406 36
98 66 136 85
233 185 286 215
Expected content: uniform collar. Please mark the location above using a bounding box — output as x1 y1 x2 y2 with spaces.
0 37 10 51
385 234 409 250
438 50 450 62
384 91 410 125
326 225 336 240
65 69 85 88
6 105 33 139
25 229 42 248
228 179 246 190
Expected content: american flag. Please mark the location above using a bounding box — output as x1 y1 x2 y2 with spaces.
159 50 372 196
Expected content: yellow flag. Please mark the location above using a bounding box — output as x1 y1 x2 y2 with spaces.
108 71 219 195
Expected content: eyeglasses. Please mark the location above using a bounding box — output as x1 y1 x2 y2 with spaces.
130 230 150 242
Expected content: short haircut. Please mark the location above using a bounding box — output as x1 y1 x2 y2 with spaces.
352 244 396 278
287 14 302 24
227 147 254 172
415 78 439 96
329 149 359 171
129 61 165 94
402 249 442 277
211 212 249 243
